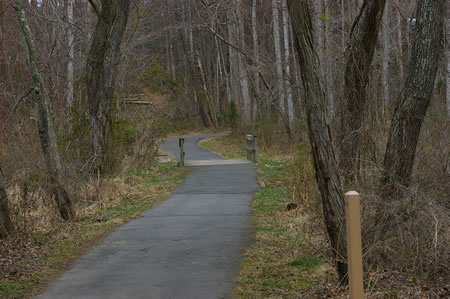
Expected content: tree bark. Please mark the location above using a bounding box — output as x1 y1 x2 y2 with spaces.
446 8 450 118
340 0 386 184
282 0 294 126
382 0 446 192
252 0 260 121
196 52 218 128
236 0 251 126
227 7 242 119
0 167 13 238
13 0 74 220
394 0 404 83
86 0 131 174
382 3 389 114
66 0 74 108
272 0 285 117
324 0 334 120
287 0 347 281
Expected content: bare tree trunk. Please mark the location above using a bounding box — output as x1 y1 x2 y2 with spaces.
13 0 74 220
185 1 210 126
382 3 390 114
282 0 294 126
66 0 74 108
272 0 285 117
324 0 334 119
341 0 346 50
382 0 446 192
252 0 260 121
236 0 251 126
227 8 242 116
287 0 347 281
0 167 13 238
313 0 324 77
86 0 131 174
197 53 218 128
446 9 450 118
340 0 386 184
394 0 404 82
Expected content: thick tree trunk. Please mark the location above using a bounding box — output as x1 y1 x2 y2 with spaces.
313 0 323 66
0 167 13 238
340 0 386 184
382 0 446 192
13 0 74 220
86 0 131 174
287 0 347 281
324 0 334 119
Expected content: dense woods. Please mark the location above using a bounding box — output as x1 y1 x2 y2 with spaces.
0 0 448 297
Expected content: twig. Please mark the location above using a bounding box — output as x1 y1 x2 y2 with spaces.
2 88 34 129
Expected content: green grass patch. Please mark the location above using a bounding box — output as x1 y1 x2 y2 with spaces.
253 187 287 212
291 256 323 270
254 226 272 232
0 281 25 291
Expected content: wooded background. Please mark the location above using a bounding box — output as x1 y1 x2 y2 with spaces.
0 0 448 296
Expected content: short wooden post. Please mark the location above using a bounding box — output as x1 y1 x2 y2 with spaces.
345 191 364 299
246 134 257 162
179 137 185 167
254 136 258 163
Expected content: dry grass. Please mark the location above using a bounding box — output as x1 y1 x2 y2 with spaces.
0 160 186 298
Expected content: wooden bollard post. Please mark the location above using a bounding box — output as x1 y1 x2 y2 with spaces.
179 137 185 167
345 191 364 298
246 134 257 162
254 136 258 163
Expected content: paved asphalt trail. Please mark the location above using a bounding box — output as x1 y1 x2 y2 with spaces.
37 134 258 299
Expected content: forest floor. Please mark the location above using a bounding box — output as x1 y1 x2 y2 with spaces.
0 162 187 298
199 134 448 298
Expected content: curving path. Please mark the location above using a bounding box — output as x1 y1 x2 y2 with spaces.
37 133 258 299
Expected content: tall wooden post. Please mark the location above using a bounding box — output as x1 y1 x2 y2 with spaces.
345 191 364 298
179 137 185 167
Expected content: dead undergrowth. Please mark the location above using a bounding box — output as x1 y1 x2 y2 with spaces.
0 162 187 298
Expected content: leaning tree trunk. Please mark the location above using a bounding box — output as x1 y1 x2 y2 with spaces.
0 167 13 238
86 0 131 174
382 0 446 193
13 0 74 220
287 0 347 281
339 0 386 184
